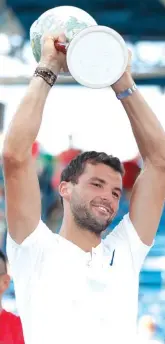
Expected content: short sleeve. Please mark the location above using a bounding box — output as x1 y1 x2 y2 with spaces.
104 213 153 273
6 220 55 279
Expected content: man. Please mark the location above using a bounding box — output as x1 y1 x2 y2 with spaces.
0 250 24 344
2 34 165 344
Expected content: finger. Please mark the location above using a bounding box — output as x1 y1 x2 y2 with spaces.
41 33 66 48
41 34 55 47
128 49 132 61
128 49 132 56
62 59 69 72
58 33 67 43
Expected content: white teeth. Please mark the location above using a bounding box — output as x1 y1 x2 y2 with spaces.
98 206 108 213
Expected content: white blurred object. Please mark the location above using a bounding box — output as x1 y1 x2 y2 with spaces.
159 0 165 7
2 297 17 314
0 34 10 54
0 84 164 161
137 315 162 344
0 7 24 36
0 55 34 77
143 256 165 271
138 314 156 334
136 42 164 65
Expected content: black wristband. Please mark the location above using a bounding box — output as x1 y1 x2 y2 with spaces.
34 67 57 87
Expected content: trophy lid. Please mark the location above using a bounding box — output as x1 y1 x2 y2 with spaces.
67 25 128 88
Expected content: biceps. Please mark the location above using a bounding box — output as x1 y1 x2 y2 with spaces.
3 156 41 243
129 165 165 246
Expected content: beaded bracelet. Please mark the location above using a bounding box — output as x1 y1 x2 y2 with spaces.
34 67 57 87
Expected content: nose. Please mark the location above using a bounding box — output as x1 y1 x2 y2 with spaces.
102 190 113 203
101 192 117 213
101 195 113 209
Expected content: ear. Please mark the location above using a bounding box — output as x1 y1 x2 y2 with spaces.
58 181 72 201
0 274 10 294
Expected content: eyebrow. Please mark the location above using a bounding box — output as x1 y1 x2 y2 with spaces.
90 177 106 184
89 177 122 194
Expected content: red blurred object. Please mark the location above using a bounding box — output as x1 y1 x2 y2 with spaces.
32 141 39 157
52 148 81 188
0 309 24 344
52 169 62 189
58 148 81 164
123 157 141 189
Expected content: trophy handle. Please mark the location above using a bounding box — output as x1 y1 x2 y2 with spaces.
54 41 68 54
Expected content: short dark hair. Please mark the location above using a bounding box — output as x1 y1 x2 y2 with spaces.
0 250 7 273
60 151 124 184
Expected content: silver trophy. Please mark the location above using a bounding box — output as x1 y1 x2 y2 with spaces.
30 6 128 88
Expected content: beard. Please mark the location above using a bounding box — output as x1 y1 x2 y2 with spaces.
70 191 114 235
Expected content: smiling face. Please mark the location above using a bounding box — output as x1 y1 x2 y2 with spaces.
63 162 122 235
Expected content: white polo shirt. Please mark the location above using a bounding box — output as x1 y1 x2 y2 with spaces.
7 214 152 344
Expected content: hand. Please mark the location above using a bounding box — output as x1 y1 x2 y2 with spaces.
112 49 133 93
39 34 67 74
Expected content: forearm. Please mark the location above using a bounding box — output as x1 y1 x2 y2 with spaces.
3 75 51 161
112 73 165 166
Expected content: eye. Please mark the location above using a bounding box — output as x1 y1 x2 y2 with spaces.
112 191 119 199
91 182 102 188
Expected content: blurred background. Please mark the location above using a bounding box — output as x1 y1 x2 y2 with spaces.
1 0 165 342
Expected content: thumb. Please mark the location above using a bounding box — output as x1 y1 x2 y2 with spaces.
57 33 67 43
41 34 55 49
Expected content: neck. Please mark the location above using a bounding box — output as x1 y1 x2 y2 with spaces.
59 216 101 252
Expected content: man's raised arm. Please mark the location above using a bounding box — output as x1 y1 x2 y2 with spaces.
112 53 165 246
2 35 66 244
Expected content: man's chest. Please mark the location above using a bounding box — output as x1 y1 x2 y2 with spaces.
17 251 138 343
32 253 137 320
